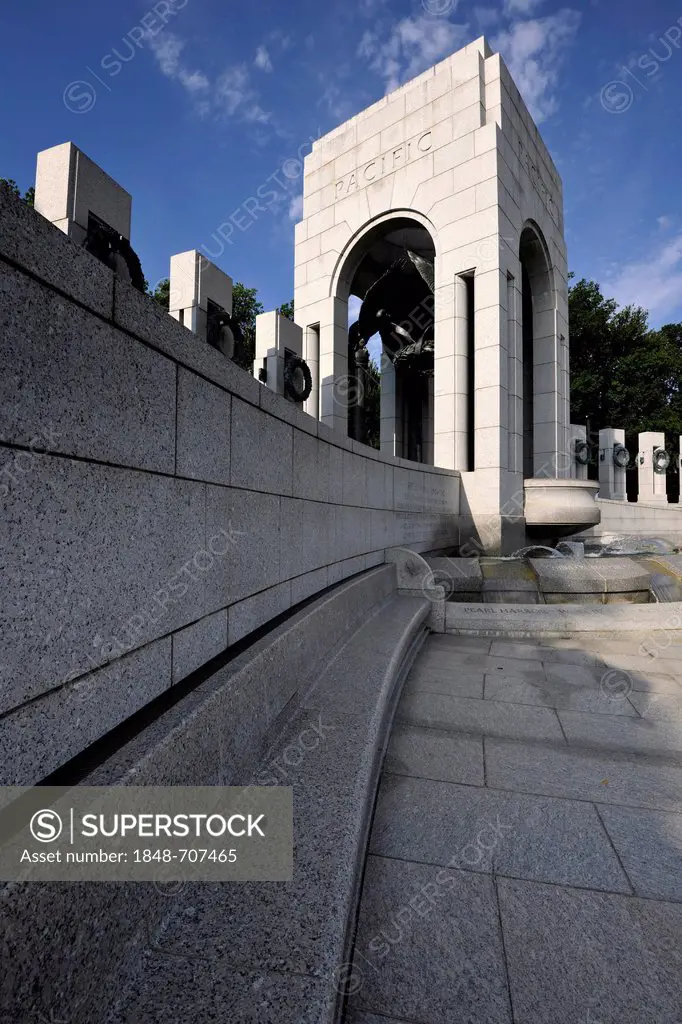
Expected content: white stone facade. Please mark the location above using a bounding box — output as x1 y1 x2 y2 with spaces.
169 249 233 340
34 141 132 245
293 36 569 551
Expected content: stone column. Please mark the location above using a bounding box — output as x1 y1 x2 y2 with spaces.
507 274 523 475
380 350 398 457
569 425 588 481
422 375 435 466
303 324 320 419
637 431 669 503
453 274 470 471
598 427 628 499
532 297 560 476
318 298 348 434
433 280 456 471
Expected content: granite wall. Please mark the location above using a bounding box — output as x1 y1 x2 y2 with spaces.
0 189 461 785
577 498 682 547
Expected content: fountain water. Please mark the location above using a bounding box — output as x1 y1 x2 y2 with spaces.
555 541 585 558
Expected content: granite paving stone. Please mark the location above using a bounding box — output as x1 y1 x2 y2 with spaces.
416 649 545 678
397 690 565 743
627 692 682 721
483 671 637 715
384 723 484 785
348 856 511 1024
489 640 545 661
613 669 681 694
370 774 630 892
427 634 492 654
598 805 682 901
559 709 682 756
405 664 484 699
537 642 608 668
485 736 682 812
497 878 682 1024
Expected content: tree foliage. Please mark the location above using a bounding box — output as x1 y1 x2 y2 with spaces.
569 275 682 441
0 178 34 206
231 282 264 370
278 299 294 320
148 278 170 308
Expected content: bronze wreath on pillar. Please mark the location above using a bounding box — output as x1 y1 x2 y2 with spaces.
82 219 145 293
284 353 313 403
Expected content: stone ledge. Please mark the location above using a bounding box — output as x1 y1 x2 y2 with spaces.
0 569 430 1024
446 601 682 637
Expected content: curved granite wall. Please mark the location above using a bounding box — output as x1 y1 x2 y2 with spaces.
0 190 461 785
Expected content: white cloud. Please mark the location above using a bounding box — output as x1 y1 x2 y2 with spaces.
146 33 209 94
255 45 273 72
492 9 580 122
147 32 270 124
288 195 304 221
215 65 270 123
268 29 292 50
503 0 546 14
359 14 468 93
603 234 682 321
657 215 673 231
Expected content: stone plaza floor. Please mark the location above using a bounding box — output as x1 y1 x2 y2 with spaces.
346 633 682 1024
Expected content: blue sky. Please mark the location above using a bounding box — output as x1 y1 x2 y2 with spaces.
2 0 682 326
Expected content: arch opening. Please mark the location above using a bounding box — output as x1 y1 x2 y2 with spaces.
519 223 555 478
337 217 436 464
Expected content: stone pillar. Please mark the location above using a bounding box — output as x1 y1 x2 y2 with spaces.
453 274 470 471
598 427 628 499
318 298 348 434
169 250 233 351
569 424 588 481
637 431 669 503
34 141 131 245
253 311 303 399
422 375 435 466
507 274 523 474
380 350 398 457
303 324 320 419
532 300 560 476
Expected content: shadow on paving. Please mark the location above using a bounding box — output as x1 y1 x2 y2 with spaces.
344 633 682 1024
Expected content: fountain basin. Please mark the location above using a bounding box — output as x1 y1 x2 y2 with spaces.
524 479 600 538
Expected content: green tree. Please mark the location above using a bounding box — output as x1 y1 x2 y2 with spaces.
0 178 21 199
569 276 682 490
149 278 170 308
278 299 294 320
0 178 35 205
231 282 264 370
569 274 647 434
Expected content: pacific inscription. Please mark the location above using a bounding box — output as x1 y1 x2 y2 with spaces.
335 130 433 198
